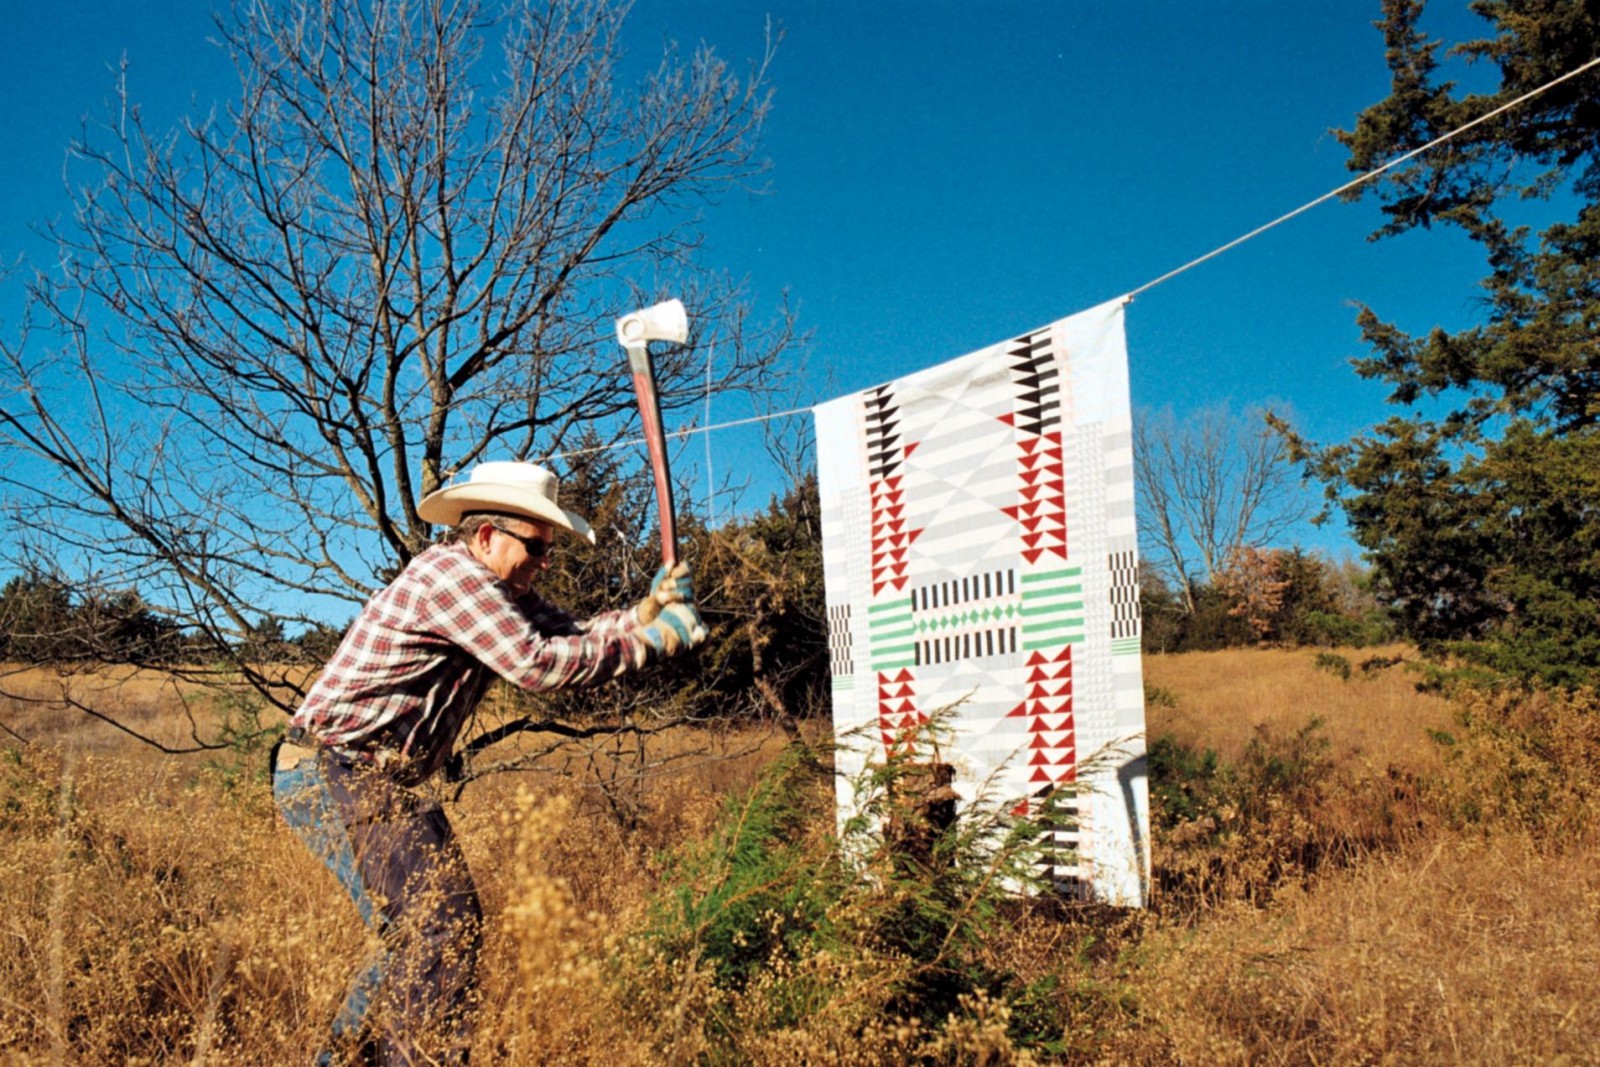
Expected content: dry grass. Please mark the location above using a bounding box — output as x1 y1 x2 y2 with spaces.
0 661 309 760
1115 832 1600 1065
0 662 208 754
1144 644 1451 771
1 650 1594 1065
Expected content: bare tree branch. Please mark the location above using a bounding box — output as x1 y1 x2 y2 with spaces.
0 0 795 747
1134 403 1312 613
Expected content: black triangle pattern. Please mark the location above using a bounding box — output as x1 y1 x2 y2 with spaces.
1007 330 1060 437
864 384 902 479
1028 787 1085 893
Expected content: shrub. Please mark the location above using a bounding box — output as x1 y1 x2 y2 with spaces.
1424 686 1600 839
1312 652 1352 680
1147 718 1416 915
615 725 1116 1063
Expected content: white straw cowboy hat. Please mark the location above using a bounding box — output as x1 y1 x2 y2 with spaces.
417 461 595 542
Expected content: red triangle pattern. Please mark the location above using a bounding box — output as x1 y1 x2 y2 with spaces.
1007 645 1077 786
870 476 912 594
877 669 924 757
1010 429 1069 563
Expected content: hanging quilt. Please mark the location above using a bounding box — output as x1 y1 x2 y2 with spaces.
815 297 1148 907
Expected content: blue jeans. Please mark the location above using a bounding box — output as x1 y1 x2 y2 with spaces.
273 754 480 1065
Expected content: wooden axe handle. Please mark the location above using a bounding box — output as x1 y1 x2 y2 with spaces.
627 345 677 566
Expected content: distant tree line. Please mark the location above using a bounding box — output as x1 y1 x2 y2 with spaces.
4 459 1393 683
1139 547 1394 655
0 572 178 664
0 572 341 666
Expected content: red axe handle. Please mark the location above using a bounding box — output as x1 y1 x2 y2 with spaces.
627 345 677 566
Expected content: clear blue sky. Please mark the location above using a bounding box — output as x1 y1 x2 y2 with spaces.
0 1 1515 556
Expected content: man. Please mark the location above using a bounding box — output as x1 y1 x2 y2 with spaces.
272 460 705 1066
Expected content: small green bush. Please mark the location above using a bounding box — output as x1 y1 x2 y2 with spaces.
1312 652 1352 680
1144 684 1179 709
1148 720 1347 912
621 720 1106 1062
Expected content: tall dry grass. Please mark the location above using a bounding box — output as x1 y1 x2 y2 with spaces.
0 661 307 761
1143 644 1450 770
0 649 1595 1064
1116 831 1600 1064
0 747 350 1063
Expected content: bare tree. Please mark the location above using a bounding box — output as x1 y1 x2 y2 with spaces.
1134 403 1311 614
0 0 793 748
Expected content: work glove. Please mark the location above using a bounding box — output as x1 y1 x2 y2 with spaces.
636 562 696 625
640 600 709 658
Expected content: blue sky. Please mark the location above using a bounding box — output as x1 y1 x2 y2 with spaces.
0 1 1517 556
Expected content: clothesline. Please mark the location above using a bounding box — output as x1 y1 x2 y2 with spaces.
550 53 1600 470
1124 53 1600 299
551 404 813 461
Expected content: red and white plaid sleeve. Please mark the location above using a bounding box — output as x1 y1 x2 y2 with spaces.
422 554 652 691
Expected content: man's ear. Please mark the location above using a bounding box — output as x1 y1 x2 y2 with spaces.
466 521 496 559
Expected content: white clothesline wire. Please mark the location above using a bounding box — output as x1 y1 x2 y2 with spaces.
704 340 716 524
548 53 1600 468
1125 53 1600 299
548 405 813 462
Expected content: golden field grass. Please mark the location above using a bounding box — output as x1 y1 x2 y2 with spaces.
1143 643 1449 768
2 647 1597 1065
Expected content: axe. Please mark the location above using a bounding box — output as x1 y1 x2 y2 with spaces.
615 299 690 566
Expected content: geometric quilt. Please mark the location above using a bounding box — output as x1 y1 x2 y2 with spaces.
814 298 1149 907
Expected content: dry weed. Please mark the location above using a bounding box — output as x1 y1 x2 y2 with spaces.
0 747 369 1063
1116 831 1600 1065
1 654 1593 1064
471 787 652 1065
1144 644 1451 772
1424 685 1600 838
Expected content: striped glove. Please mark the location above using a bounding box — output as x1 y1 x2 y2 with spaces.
641 600 709 657
636 562 696 625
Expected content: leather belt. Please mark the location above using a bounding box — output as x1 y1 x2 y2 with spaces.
275 740 320 771
281 724 405 772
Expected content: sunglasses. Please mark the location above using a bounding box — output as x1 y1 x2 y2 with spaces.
488 522 551 561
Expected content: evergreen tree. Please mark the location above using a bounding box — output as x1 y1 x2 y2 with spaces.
0 573 76 662
1284 0 1600 684
0 573 181 663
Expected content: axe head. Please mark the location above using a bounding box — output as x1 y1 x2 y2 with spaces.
615 299 689 348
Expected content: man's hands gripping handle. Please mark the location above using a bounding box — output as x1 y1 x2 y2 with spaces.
641 601 708 657
636 562 707 657
635 562 695 624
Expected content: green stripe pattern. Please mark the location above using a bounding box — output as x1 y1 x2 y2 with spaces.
867 596 916 670
1020 567 1085 650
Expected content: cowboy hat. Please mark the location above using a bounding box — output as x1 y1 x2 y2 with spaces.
417 461 595 542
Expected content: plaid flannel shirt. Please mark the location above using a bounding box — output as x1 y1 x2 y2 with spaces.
290 542 652 783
